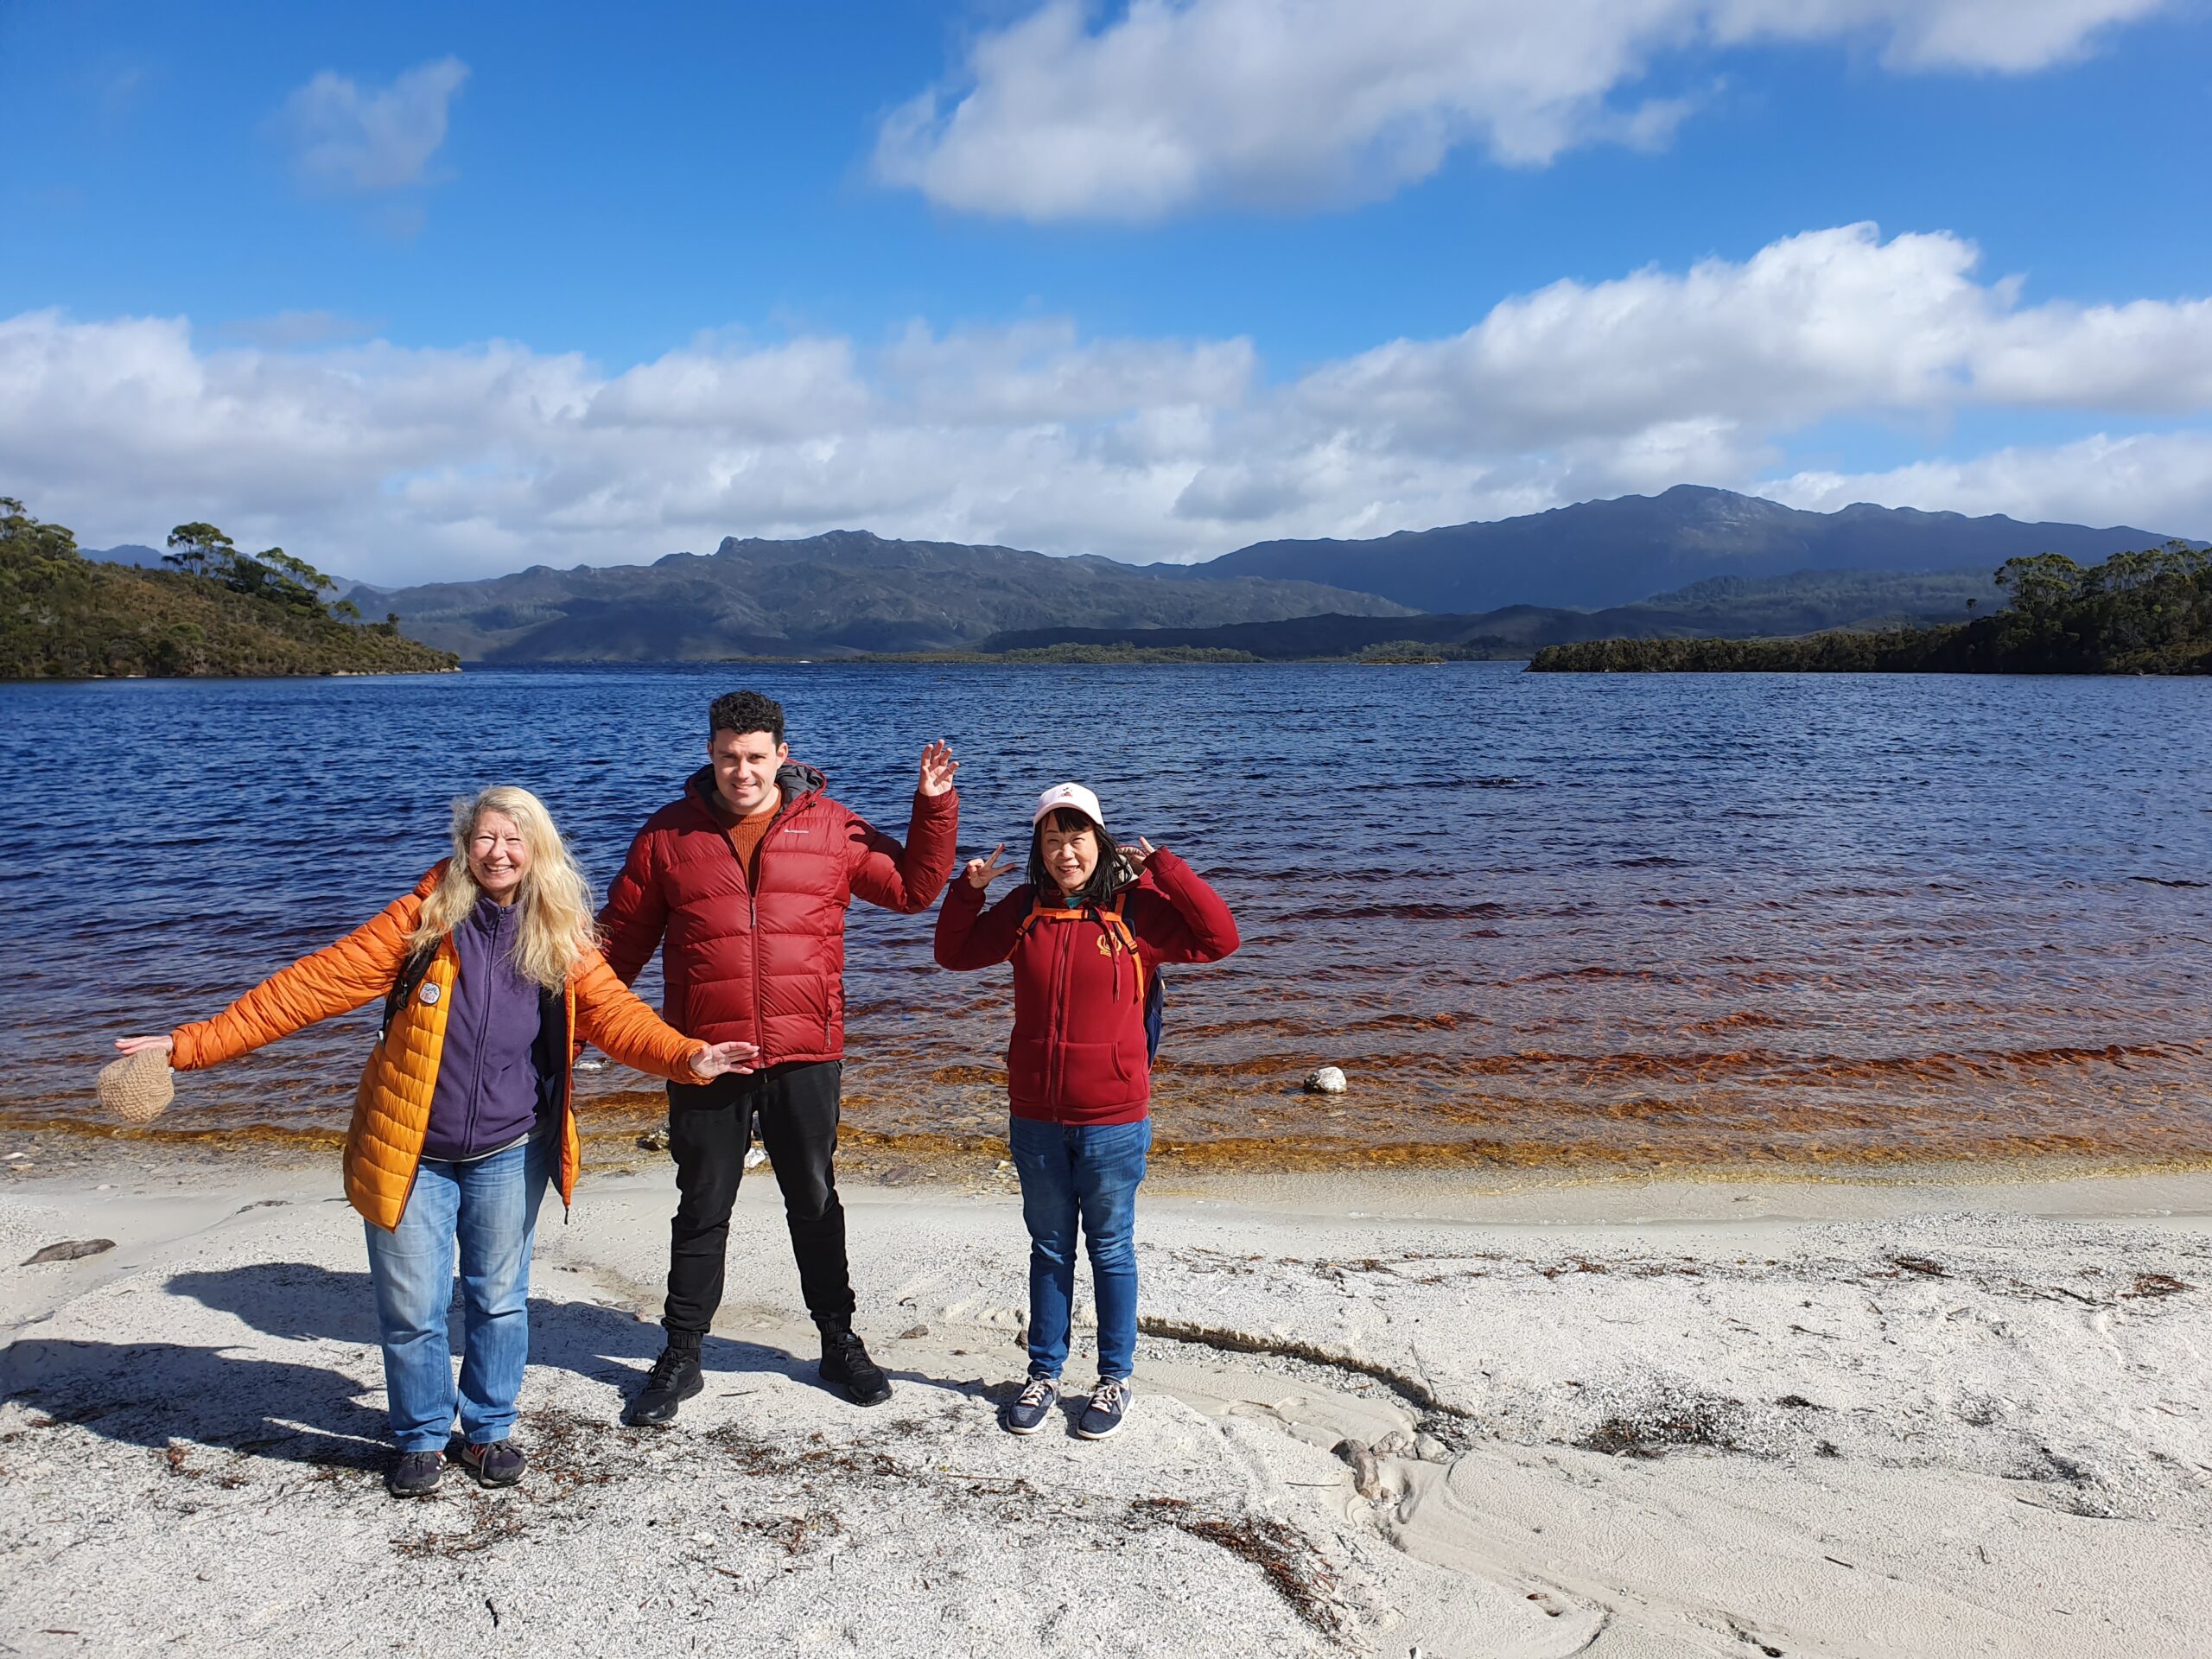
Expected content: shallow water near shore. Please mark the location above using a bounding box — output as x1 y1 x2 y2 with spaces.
3 661 2207 1169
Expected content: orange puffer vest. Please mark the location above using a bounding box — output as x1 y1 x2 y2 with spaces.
169 863 705 1230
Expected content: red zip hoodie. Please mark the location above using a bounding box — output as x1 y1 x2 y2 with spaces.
934 849 1239 1125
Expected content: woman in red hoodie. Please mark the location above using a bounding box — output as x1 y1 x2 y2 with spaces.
935 783 1238 1440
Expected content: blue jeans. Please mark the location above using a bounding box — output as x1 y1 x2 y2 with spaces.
361 1137 551 1451
1008 1114 1151 1382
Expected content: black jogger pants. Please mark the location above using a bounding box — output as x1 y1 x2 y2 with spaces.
661 1058 855 1340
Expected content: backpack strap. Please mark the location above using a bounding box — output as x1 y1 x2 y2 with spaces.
1007 891 1142 972
380 942 440 1041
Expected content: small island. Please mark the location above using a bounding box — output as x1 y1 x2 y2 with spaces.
1529 544 2210 675
2 499 459 679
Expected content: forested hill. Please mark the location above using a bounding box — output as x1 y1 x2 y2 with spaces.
1528 544 2211 675
1192 486 2190 613
1 501 459 679
976 566 2003 659
355 529 1413 660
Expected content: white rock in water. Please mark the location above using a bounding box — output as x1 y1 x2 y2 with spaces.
1305 1065 1348 1095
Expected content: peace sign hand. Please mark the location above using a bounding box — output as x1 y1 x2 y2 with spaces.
964 842 1014 890
918 740 960 798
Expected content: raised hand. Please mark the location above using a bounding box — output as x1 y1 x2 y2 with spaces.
964 842 1014 890
1117 837 1158 873
115 1035 175 1058
918 739 960 798
690 1039 760 1080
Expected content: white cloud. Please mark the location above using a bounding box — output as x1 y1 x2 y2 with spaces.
282 56 469 194
1763 432 2212 534
3 225 2208 584
875 0 2170 221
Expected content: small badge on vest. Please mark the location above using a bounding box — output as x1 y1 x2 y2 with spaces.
419 982 442 1004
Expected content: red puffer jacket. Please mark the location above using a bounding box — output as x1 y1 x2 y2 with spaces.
600 763 958 1066
933 849 1239 1125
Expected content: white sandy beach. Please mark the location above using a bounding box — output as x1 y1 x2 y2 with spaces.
3 1152 2209 1658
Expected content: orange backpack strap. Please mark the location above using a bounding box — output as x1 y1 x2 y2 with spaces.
1007 891 1143 975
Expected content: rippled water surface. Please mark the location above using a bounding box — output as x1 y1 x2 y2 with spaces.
4 663 2207 1170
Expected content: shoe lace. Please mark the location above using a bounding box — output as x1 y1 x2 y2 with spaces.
1017 1376 1057 1408
1090 1378 1128 1413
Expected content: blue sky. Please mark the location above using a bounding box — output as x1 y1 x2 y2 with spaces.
4 0 2209 582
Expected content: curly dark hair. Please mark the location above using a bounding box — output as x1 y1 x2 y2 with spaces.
709 690 785 745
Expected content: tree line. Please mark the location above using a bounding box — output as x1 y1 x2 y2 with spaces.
1529 543 2211 674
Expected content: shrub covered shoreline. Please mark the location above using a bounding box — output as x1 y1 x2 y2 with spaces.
2 499 458 679
1532 543 2211 674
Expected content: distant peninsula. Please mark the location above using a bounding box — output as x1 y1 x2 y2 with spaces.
2 500 459 680
1528 545 2211 675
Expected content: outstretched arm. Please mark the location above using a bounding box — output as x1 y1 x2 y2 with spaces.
153 870 440 1071
570 950 758 1083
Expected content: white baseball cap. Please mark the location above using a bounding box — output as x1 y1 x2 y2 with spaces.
1033 782 1104 826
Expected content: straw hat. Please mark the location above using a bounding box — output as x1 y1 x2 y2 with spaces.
98 1046 174 1124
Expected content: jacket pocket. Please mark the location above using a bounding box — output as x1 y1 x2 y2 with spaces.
1059 1040 1136 1106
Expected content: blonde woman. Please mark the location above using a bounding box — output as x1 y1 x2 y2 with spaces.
115 786 756 1497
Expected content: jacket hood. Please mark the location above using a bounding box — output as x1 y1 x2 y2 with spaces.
686 760 828 818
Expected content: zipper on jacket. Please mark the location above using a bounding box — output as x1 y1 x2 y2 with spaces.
1045 918 1072 1114
722 780 804 1071
456 906 505 1155
560 983 574 1224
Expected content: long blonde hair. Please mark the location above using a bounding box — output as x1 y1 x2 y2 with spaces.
409 785 595 990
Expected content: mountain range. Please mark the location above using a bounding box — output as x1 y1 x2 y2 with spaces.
90 488 2196 660
979 566 2006 659
350 531 1411 661
1192 485 2184 613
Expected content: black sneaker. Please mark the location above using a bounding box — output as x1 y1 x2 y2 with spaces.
1076 1377 1131 1440
385 1448 444 1497
999 1374 1059 1435
459 1440 526 1487
622 1344 704 1427
819 1325 893 1407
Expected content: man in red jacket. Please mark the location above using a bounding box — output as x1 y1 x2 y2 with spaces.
601 690 959 1423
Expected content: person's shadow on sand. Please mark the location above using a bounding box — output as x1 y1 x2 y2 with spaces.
3 1268 984 1465
0 1338 391 1467
162 1261 795 1394
160 1262 978 1408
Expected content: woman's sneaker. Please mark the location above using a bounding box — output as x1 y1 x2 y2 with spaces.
999 1375 1059 1435
459 1440 527 1488
385 1449 444 1497
1076 1377 1131 1440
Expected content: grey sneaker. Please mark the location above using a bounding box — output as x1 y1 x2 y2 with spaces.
385 1448 444 1497
999 1374 1059 1436
1076 1377 1131 1440
459 1439 526 1487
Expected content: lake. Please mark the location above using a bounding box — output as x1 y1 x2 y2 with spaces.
3 662 2206 1172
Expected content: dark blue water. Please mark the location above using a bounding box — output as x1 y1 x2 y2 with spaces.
3 663 2207 1169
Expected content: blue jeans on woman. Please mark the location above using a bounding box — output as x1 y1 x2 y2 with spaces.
1008 1114 1152 1382
362 1135 551 1452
